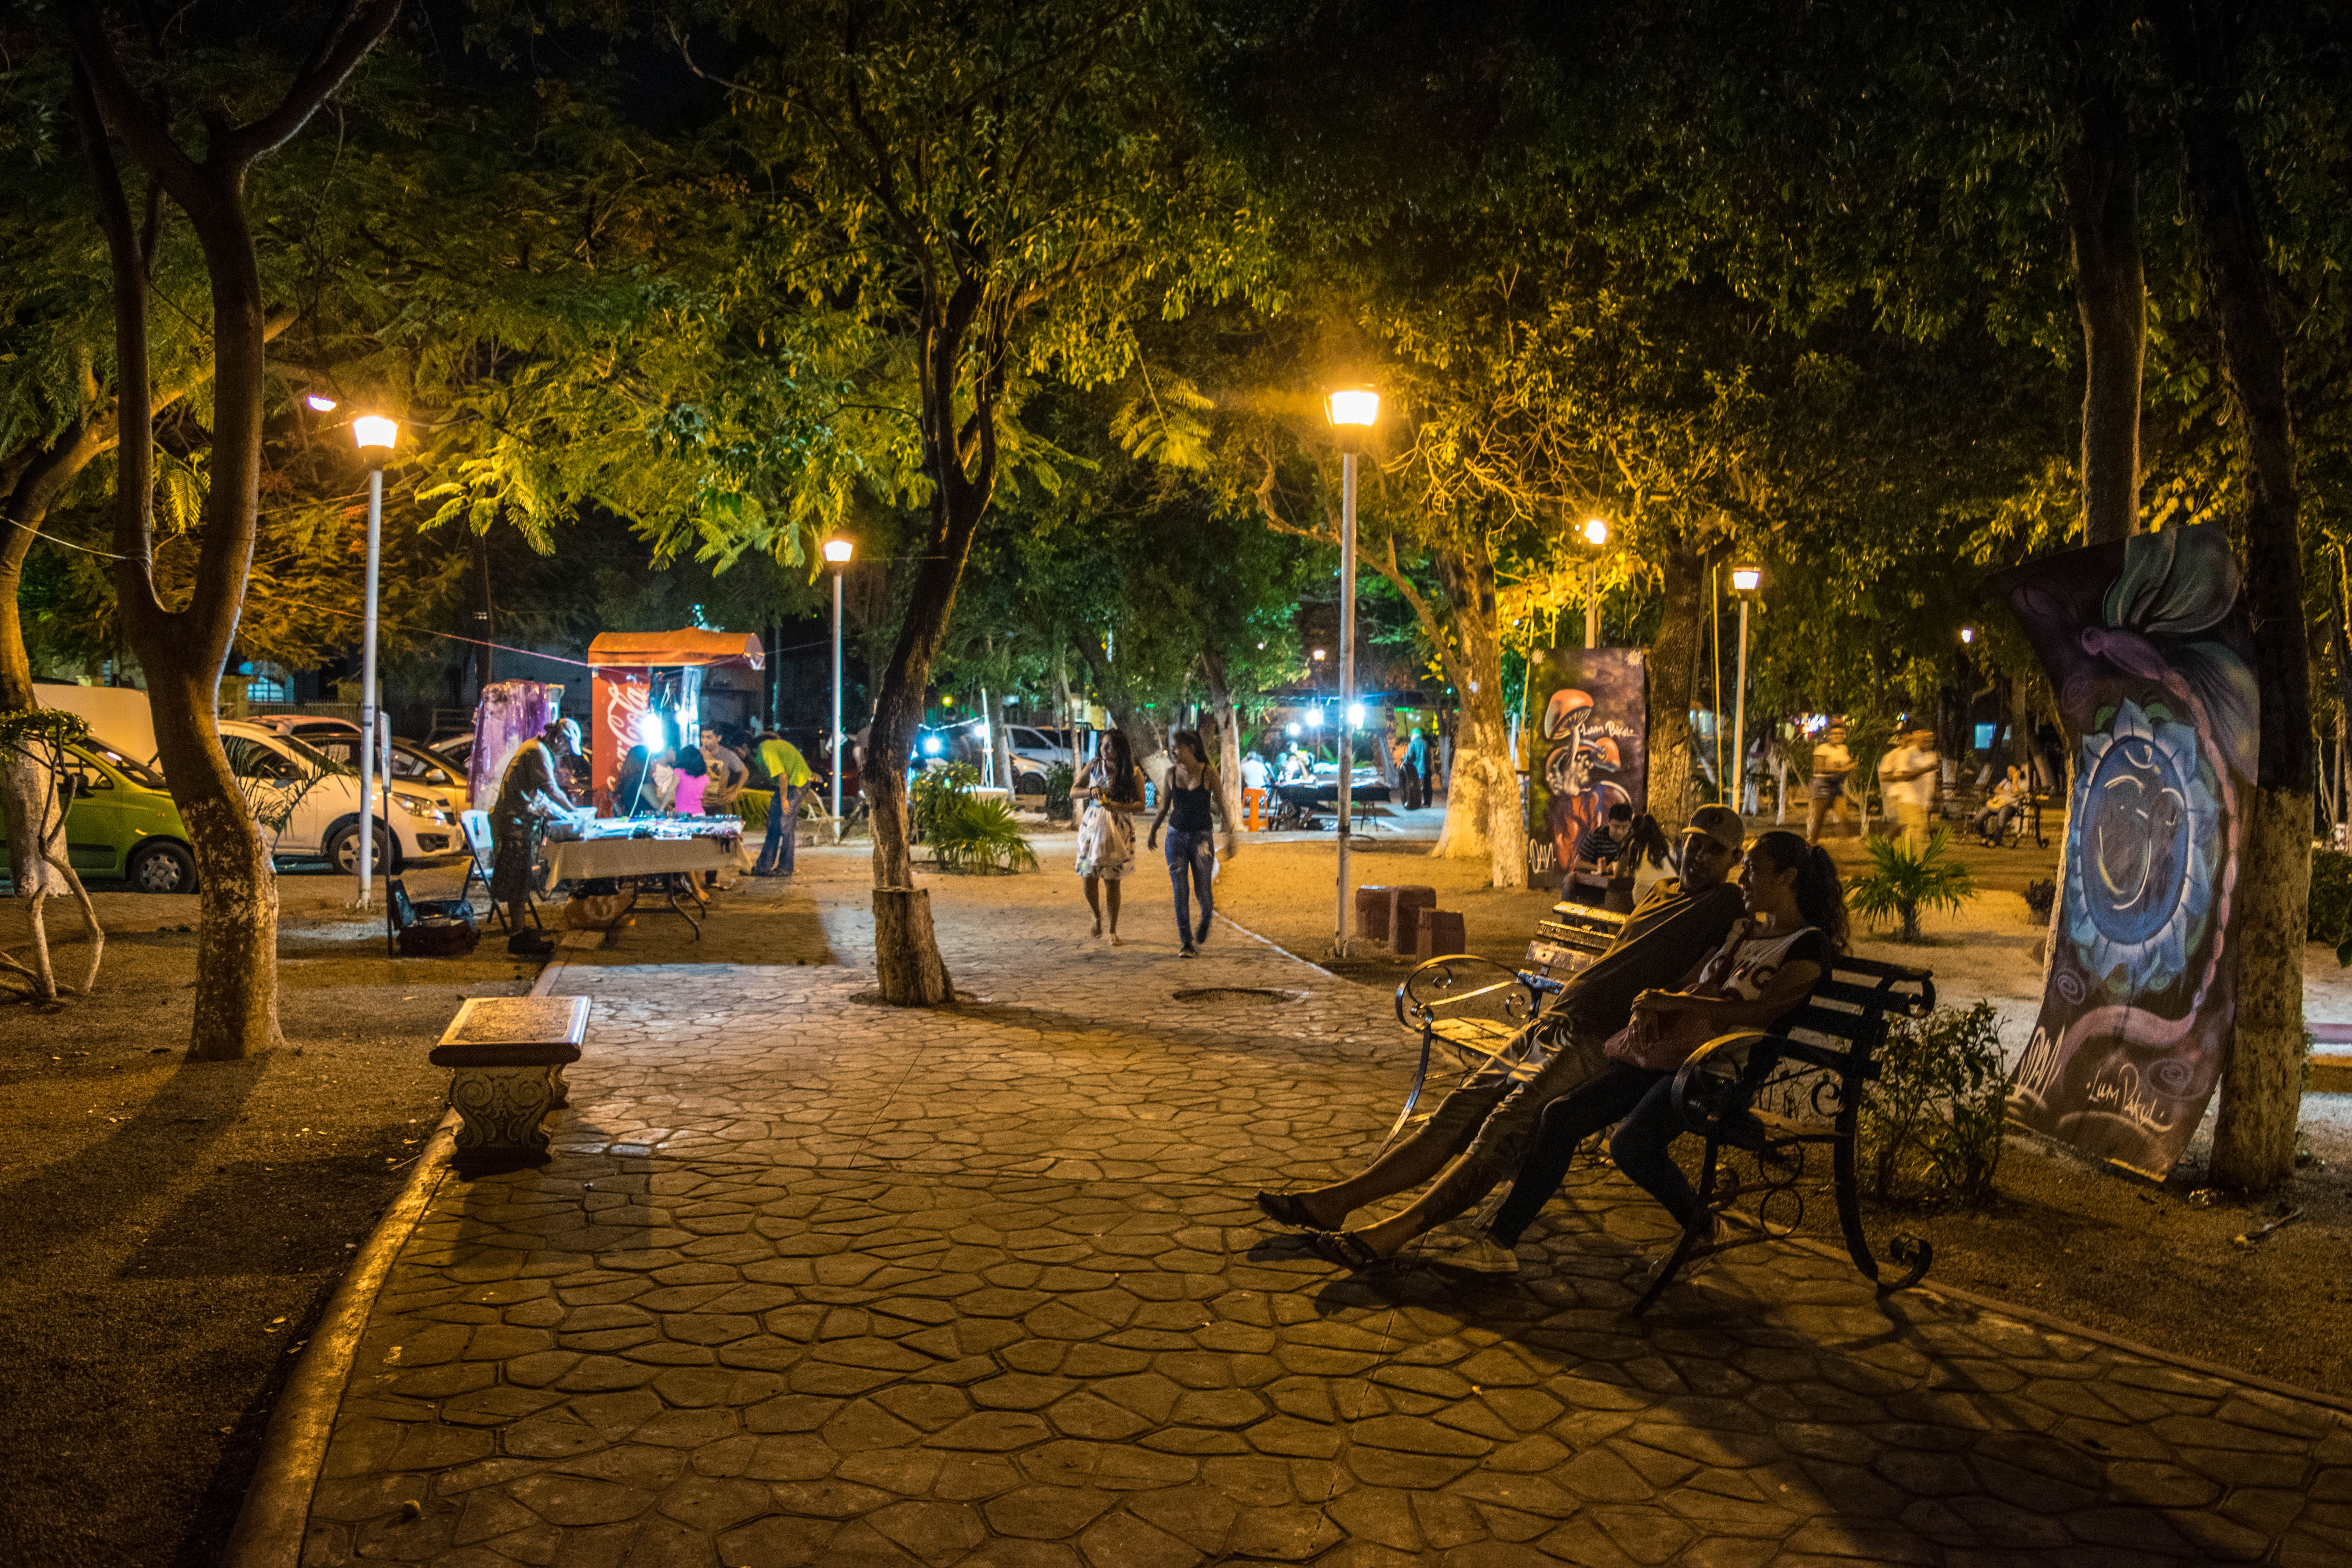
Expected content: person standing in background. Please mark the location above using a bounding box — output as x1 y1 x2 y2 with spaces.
750 728 815 877
489 718 581 957
1878 726 1942 855
1406 726 1430 809
671 744 710 816
700 725 749 813
1146 730 1232 957
1804 723 1853 846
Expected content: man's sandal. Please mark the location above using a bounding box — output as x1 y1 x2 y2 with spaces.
1306 1229 1389 1272
1254 1191 1319 1229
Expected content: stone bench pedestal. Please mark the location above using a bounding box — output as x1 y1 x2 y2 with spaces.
430 996 591 1176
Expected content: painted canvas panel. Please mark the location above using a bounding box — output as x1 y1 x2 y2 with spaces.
1993 524 2258 1178
1527 648 1648 873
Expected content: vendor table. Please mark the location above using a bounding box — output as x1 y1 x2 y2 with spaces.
539 818 748 939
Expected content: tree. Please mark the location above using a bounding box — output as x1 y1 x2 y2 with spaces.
695 0 1272 1002
68 0 400 1058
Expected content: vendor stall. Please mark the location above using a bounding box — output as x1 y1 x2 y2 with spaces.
585 629 766 813
539 813 751 939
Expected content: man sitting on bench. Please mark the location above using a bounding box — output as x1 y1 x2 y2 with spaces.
1254 804 1749 1270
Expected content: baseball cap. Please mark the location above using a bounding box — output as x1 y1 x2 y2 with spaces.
1684 804 1745 853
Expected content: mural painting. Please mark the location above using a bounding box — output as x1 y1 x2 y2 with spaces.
1526 648 1648 875
1995 524 2258 1178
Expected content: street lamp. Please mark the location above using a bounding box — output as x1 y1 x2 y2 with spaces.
350 416 397 906
1960 626 1976 644
1581 518 1610 649
1730 565 1762 817
824 537 855 839
1325 384 1377 958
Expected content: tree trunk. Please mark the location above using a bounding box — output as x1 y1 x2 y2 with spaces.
1645 535 1710 829
871 887 952 1006
2058 80 2146 547
1199 644 1245 836
2162 0 2311 1192
1426 541 1525 887
1074 633 1168 786
70 0 398 1058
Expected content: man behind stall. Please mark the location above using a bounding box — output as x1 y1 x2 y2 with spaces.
489 717 582 957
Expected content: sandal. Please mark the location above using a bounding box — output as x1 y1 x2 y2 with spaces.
1306 1229 1389 1272
1254 1190 1319 1230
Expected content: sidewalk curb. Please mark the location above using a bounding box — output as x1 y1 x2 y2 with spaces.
218 931 592 1568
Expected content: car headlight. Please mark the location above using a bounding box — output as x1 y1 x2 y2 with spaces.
391 791 450 824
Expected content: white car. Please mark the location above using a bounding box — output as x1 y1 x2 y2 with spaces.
1005 725 1076 766
218 720 461 872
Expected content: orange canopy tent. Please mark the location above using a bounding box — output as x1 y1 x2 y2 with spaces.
586 630 764 812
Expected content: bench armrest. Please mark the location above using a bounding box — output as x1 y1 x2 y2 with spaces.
1394 953 1543 1033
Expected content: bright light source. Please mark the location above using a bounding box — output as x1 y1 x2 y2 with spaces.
634 712 666 747
1256 641 1266 650
305 394 338 412
922 736 942 756
1325 387 1379 427
823 537 854 564
1312 648 1327 662
1347 703 1365 727
1285 723 1300 738
1960 626 1976 644
1731 566 1762 593
352 415 398 466
1307 709 1324 727
1582 518 1609 547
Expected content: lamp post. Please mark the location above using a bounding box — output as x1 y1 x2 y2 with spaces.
352 415 397 906
1325 385 1378 958
1729 565 1762 817
1581 518 1610 648
824 536 854 840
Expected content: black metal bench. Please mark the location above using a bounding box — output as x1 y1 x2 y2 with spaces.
1394 901 1939 1313
1638 953 1936 1312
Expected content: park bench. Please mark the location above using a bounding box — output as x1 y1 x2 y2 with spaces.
1394 898 1938 1314
430 995 590 1176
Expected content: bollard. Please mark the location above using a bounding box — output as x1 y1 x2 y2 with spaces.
1355 885 1396 945
1388 886 1438 957
1416 907 1468 960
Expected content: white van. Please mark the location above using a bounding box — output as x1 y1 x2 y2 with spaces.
218 720 460 871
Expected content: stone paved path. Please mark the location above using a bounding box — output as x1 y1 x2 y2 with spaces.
299 851 2352 1566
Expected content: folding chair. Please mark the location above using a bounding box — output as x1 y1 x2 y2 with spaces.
457 809 541 932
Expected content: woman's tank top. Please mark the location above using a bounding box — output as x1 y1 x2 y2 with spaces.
1169 774 1214 833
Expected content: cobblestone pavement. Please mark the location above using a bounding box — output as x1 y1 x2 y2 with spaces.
300 851 2351 1566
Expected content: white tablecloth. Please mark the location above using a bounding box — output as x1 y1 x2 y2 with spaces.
540 833 744 889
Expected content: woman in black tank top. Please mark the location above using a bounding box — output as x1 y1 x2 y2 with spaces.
1147 729 1232 956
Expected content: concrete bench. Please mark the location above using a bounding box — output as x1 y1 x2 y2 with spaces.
430 996 591 1175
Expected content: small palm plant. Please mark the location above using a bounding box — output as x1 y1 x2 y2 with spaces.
1850 827 1976 942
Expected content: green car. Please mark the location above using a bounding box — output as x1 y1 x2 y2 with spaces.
0 740 198 894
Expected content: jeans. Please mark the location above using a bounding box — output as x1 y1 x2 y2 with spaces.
1165 827 1214 944
1486 1063 1696 1243
757 785 799 875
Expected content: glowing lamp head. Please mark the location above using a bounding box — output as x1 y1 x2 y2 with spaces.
633 711 666 747
922 736 942 756
1311 648 1327 662
1730 566 1762 594
1285 722 1300 738
352 415 398 466
822 537 854 564
1307 709 1324 728
1325 387 1379 428
1960 626 1976 644
1347 703 1365 727
1582 518 1609 548
305 394 338 413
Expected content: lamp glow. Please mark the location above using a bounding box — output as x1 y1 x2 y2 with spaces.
1307 709 1324 728
1347 702 1365 727
1731 566 1763 593
1325 387 1379 427
1285 722 1300 738
1582 518 1609 547
922 736 942 756
352 415 398 466
1960 626 1976 644
305 394 338 412
1312 648 1327 662
823 537 854 564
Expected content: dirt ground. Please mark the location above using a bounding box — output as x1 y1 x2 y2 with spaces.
1203 829 2352 1400
0 859 535 1568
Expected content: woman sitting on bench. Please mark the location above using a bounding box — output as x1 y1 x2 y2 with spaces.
1476 829 1844 1270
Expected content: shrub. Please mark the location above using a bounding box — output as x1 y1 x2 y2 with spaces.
1858 1000 2007 1207
1848 827 1977 941
2309 849 2352 952
931 794 1039 873
1044 762 1075 820
911 762 981 843
2022 877 2057 924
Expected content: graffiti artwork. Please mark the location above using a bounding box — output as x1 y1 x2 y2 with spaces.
1526 648 1648 873
1995 524 2258 1178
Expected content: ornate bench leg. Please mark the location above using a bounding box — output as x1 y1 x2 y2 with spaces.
548 1061 571 1110
1378 1029 1437 1154
1633 1133 1728 1316
447 1066 557 1173
1832 1124 1933 1291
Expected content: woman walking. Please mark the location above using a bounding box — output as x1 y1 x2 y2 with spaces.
1073 730 1147 944
1147 730 1232 958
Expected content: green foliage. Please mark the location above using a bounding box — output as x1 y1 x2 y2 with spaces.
1043 762 1076 820
1859 1001 2008 1208
909 762 1037 872
1849 828 1977 942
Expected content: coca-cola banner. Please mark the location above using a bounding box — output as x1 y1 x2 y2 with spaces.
1994 524 2258 1178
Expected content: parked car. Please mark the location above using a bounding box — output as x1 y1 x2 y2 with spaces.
0 737 198 893
1005 725 1076 766
218 720 461 871
298 732 472 817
